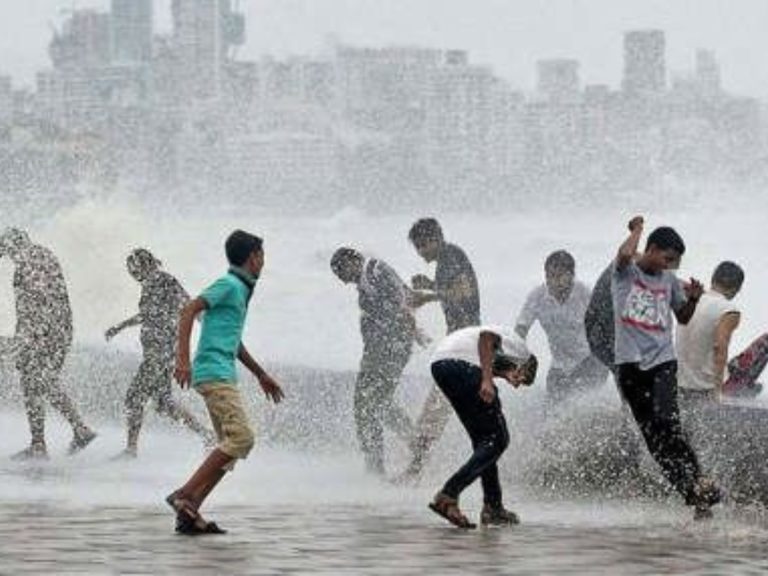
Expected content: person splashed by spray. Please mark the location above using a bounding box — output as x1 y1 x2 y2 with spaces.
0 227 97 460
166 230 284 535
427 325 537 529
105 248 215 458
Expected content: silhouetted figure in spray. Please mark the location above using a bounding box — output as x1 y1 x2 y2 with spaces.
105 249 214 458
331 247 422 476
0 228 96 459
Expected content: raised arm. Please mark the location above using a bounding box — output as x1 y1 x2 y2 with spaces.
174 297 208 388
238 343 284 403
478 330 500 404
617 216 644 271
713 312 741 399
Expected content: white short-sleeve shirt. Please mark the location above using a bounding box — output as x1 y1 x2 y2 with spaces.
431 325 530 368
515 281 592 372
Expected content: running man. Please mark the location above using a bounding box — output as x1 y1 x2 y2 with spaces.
167 230 284 535
612 216 721 518
0 228 96 459
403 217 481 479
427 325 537 528
515 250 607 402
331 247 420 476
105 248 213 457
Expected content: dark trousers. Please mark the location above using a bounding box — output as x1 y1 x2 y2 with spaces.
354 338 414 474
432 360 510 506
617 361 701 503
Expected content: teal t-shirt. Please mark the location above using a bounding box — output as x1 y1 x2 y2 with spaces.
192 272 252 386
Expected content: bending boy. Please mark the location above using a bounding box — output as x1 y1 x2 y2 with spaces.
428 325 537 528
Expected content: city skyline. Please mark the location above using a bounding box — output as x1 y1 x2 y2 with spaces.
2 0 768 98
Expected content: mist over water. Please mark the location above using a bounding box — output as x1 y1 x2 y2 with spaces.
1 188 764 370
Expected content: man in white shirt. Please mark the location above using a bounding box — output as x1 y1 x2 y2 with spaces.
427 326 537 529
515 250 608 402
677 261 744 404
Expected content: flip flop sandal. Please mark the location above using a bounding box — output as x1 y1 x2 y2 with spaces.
428 501 476 529
175 515 227 535
165 491 200 525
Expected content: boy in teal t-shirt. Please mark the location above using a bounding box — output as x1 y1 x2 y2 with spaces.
165 230 284 535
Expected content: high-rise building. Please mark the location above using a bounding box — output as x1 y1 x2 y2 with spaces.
172 0 244 100
622 30 666 95
111 0 153 63
173 0 222 99
0 76 12 125
49 10 111 70
536 59 580 102
695 49 721 95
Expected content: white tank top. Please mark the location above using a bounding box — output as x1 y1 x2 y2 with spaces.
676 291 738 390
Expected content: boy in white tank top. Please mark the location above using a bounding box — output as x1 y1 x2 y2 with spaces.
677 261 744 402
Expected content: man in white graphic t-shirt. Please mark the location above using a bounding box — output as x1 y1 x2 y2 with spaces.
612 215 721 519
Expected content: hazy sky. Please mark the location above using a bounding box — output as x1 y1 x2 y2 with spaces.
2 0 768 97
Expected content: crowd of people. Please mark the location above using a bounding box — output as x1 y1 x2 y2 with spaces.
1 214 767 533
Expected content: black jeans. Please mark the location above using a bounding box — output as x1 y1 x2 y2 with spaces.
617 361 701 504
432 360 510 506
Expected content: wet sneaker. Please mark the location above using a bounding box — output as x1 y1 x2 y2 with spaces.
10 443 49 461
480 504 520 527
68 429 97 455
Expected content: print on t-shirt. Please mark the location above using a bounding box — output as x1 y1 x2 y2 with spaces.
621 278 670 332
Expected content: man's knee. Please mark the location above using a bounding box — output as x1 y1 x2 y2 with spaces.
220 419 255 460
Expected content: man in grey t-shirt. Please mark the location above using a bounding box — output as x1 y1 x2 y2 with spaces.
612 216 720 519
331 247 420 476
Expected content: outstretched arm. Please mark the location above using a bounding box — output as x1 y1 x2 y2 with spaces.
174 298 208 388
238 344 284 403
105 314 141 340
617 216 644 271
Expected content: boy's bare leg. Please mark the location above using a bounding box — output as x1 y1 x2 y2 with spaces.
172 448 234 511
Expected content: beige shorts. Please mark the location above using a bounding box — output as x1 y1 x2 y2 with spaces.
196 383 255 460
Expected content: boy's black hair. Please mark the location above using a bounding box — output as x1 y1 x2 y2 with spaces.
545 250 575 274
712 261 745 292
127 247 161 270
330 247 362 275
225 230 263 266
408 218 443 243
493 352 538 385
646 226 686 255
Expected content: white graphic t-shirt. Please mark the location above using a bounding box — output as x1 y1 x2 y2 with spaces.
515 281 592 372
612 261 686 370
